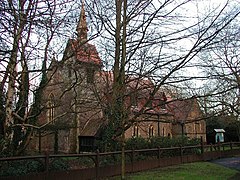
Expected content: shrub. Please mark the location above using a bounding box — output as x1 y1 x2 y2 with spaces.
124 136 202 159
49 158 69 171
0 137 12 157
100 154 122 166
0 160 44 177
149 136 200 148
125 137 148 150
148 136 172 148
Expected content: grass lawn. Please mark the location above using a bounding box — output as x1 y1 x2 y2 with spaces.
109 162 239 179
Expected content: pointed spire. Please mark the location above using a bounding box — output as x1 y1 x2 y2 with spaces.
52 55 57 63
50 54 58 68
76 0 88 41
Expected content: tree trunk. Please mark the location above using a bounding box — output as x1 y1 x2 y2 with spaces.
121 131 125 180
4 6 26 140
5 45 18 139
120 0 127 179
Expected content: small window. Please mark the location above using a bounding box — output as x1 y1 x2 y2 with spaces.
47 93 55 123
133 124 139 137
81 138 94 146
130 93 137 106
149 125 154 137
68 69 72 78
86 68 94 83
146 99 152 109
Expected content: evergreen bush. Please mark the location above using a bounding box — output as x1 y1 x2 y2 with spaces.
0 160 44 177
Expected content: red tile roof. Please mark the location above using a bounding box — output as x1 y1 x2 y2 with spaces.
167 98 197 122
80 118 105 136
69 39 102 66
95 72 170 115
131 106 169 115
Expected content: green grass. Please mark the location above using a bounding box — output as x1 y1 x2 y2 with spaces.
109 162 238 180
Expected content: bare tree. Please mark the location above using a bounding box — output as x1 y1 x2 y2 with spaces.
0 0 78 155
85 0 240 178
194 16 240 138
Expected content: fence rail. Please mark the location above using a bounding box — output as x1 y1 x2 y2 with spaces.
1 142 240 180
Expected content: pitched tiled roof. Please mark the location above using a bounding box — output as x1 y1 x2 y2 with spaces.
80 118 105 136
131 106 169 115
167 98 197 122
66 39 102 66
95 72 171 115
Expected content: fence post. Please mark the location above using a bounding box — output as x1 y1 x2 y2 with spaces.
131 149 135 172
38 130 41 154
158 147 161 167
201 137 204 154
180 146 183 163
210 143 213 152
158 147 161 159
230 141 233 150
45 151 49 173
95 149 100 180
218 142 220 151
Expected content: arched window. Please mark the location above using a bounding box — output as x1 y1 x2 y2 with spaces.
47 93 55 123
149 125 154 137
133 123 139 137
130 93 137 106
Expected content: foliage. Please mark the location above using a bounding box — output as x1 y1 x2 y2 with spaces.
125 136 201 158
125 136 200 150
0 160 44 177
97 123 121 152
0 158 69 177
100 154 122 166
0 137 12 157
76 157 95 168
99 136 201 153
125 137 149 150
225 122 240 142
206 115 240 143
148 136 172 148
96 136 202 166
49 158 69 171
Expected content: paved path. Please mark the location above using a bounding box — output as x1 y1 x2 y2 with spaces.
211 157 240 179
211 157 240 171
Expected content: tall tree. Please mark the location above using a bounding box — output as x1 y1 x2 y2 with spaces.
0 0 77 155
196 18 240 138
87 0 240 178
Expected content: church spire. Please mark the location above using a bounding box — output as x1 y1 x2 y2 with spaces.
76 0 88 41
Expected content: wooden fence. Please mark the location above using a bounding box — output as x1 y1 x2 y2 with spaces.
0 142 240 180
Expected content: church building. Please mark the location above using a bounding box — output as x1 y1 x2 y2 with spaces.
28 2 206 153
